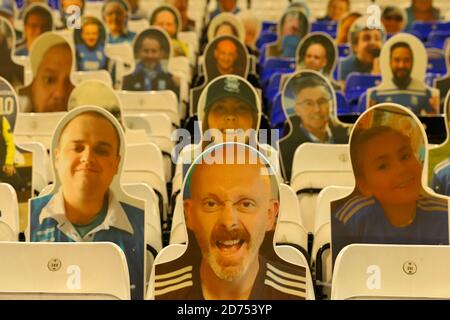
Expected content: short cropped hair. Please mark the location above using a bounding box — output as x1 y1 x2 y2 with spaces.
58 111 121 156
291 74 333 99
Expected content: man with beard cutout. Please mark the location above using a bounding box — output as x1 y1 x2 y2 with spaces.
153 143 308 300
368 42 438 115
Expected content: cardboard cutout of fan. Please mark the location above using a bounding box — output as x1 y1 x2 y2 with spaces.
265 8 309 59
28 105 146 300
152 142 311 300
18 32 75 113
0 76 33 235
278 70 351 182
331 103 449 266
367 33 439 115
122 26 180 98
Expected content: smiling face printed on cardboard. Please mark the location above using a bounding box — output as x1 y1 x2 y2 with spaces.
18 32 75 113
28 105 145 299
278 70 351 182
331 103 449 265
366 33 439 115
0 17 24 90
74 16 108 71
67 80 123 125
348 17 384 65
20 3 54 54
75 16 106 49
102 0 130 37
149 4 182 39
428 91 450 197
204 35 249 83
207 12 245 43
281 71 340 131
132 27 171 69
381 6 407 35
197 75 261 146
296 32 337 76
181 143 280 294
0 76 33 233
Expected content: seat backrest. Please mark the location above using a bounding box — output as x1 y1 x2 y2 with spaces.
123 183 162 253
17 141 51 193
168 56 192 84
72 70 113 87
311 21 337 37
128 19 150 34
332 244 450 300
291 143 354 192
124 114 174 181
314 186 353 235
0 184 19 241
105 43 135 75
123 143 168 220
117 90 180 127
124 113 173 142
274 184 308 252
179 31 199 54
345 73 381 102
84 1 103 19
14 112 67 149
426 48 447 73
338 44 350 58
169 193 188 245
312 186 354 298
335 91 350 115
124 143 166 182
0 242 130 299
291 144 354 234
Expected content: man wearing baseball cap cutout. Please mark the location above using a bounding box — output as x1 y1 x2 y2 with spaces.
172 75 282 236
200 75 258 142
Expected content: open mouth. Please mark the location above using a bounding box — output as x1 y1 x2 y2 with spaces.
395 177 416 189
215 239 245 254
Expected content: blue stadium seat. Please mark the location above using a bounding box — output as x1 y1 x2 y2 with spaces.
333 62 339 81
261 21 277 34
265 72 284 102
311 21 337 38
270 93 287 134
261 58 295 86
256 32 277 51
427 49 447 75
335 91 351 115
338 44 350 58
425 73 441 87
344 73 381 108
355 91 367 114
427 31 450 50
411 21 435 42
436 21 450 32
258 45 267 66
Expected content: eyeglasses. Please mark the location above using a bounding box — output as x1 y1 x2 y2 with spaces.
297 98 330 109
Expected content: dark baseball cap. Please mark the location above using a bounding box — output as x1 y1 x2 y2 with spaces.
203 75 258 113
